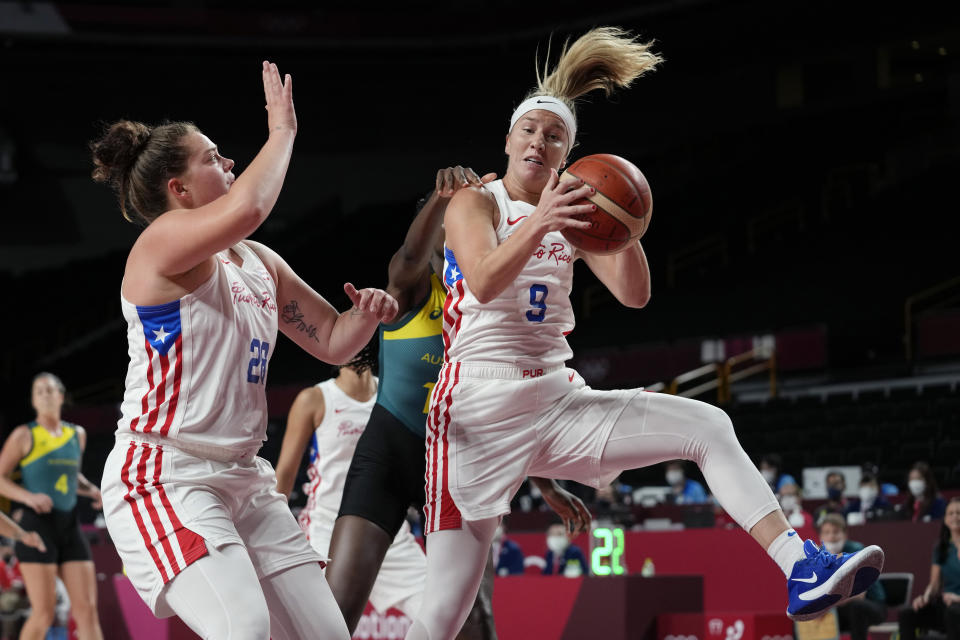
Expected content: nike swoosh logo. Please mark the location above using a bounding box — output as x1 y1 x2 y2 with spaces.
787 531 797 537
568 373 575 382
335 408 346 413
507 216 527 225
791 573 818 584
536 99 556 104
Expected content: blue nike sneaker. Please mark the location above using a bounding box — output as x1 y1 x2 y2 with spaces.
786 539 884 621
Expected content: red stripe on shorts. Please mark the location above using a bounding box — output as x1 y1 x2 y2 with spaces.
426 362 462 534
424 364 451 531
152 446 207 569
120 442 169 583
437 362 462 531
135 445 181 575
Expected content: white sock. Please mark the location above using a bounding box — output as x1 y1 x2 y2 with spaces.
767 529 806 577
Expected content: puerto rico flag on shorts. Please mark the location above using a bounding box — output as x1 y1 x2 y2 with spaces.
130 300 184 437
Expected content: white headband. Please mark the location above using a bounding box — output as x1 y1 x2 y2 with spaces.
509 96 577 150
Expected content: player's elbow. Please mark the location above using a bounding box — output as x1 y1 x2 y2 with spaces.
620 288 651 309
325 345 361 366
473 289 496 304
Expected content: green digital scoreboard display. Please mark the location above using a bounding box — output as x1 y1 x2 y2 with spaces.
590 526 626 576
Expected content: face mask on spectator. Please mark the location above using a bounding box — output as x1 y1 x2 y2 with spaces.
780 495 798 511
823 540 844 555
788 510 806 528
761 469 776 484
666 469 685 486
909 479 926 497
547 535 569 555
859 486 878 507
827 486 843 500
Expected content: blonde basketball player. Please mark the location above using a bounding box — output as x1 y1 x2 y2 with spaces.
91 62 396 640
406 28 884 640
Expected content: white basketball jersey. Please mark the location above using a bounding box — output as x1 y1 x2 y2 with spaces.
117 242 278 451
442 179 575 367
299 377 378 522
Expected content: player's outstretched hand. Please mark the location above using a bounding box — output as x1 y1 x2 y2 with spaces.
529 169 594 234
17 530 46 553
541 481 592 536
344 283 399 324
262 60 296 134
436 166 497 198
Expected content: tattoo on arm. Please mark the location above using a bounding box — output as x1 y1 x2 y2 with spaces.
281 301 322 343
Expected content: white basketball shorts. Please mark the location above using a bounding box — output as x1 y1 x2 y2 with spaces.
424 362 640 534
301 504 426 615
101 435 321 617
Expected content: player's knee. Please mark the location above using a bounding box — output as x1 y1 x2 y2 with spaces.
685 404 736 465
27 604 56 628
71 604 99 629
699 404 735 442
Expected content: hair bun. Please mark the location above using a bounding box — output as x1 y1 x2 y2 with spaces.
90 120 152 185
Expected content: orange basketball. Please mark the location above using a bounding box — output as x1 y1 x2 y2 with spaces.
559 154 652 255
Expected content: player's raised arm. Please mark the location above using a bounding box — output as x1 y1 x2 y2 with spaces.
387 166 495 307
93 62 296 280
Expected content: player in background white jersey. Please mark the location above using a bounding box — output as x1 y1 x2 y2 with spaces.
275 347 429 621
91 62 396 640
405 29 883 640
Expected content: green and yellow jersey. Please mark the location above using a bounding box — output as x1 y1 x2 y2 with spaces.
377 272 446 438
20 421 81 512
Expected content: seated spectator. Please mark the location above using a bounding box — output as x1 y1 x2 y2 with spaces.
543 522 588 578
492 520 524 577
814 470 848 525
861 461 899 497
594 481 635 528
898 497 960 640
906 461 946 522
845 472 893 524
818 514 886 640
664 460 708 505
779 481 813 530
759 453 796 494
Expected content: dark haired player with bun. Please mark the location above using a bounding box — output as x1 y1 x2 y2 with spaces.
405 28 884 639
90 61 396 639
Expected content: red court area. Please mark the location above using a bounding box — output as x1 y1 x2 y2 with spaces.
97 519 939 639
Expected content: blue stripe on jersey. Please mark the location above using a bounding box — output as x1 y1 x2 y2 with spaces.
135 299 182 357
308 431 319 465
444 247 463 287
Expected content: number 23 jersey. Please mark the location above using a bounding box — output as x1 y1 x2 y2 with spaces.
117 242 278 451
442 179 575 367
